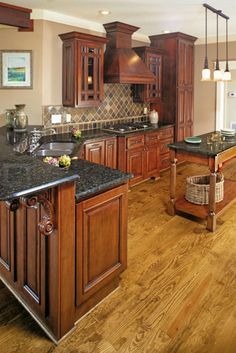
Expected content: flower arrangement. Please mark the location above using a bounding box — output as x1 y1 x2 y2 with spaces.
71 127 82 139
43 155 71 168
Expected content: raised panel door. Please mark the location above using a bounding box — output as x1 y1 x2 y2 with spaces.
127 149 145 186
76 184 128 304
145 144 160 179
105 138 117 169
84 140 105 165
17 197 47 316
0 201 17 282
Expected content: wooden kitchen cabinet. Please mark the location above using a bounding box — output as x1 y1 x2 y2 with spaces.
75 184 128 305
132 46 163 103
0 201 16 283
149 33 197 141
105 138 117 169
84 137 117 168
84 140 105 165
59 31 108 107
157 126 174 171
118 131 160 186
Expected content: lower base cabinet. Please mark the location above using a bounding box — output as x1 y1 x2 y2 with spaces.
118 131 160 187
84 137 117 169
75 184 128 305
0 181 129 342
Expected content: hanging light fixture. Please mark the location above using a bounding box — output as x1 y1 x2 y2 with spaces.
223 17 231 81
202 4 230 83
213 12 222 81
201 6 211 81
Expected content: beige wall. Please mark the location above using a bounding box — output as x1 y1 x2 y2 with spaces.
0 21 44 125
194 41 236 135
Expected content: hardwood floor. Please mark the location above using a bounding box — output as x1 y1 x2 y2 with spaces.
1 161 236 352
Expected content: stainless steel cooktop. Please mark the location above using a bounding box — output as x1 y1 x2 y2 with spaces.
102 122 152 134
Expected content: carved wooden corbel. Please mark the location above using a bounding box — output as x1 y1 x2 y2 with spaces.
21 193 54 236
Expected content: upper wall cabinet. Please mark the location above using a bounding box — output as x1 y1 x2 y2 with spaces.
132 46 164 103
59 32 108 107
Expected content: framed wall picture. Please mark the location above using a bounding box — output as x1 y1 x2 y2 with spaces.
0 50 32 89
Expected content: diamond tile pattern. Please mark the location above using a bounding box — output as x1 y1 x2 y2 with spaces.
42 84 149 131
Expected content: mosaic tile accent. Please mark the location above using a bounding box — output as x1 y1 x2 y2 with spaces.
42 84 150 131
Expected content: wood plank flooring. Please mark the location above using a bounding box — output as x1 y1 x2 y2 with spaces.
1 161 236 353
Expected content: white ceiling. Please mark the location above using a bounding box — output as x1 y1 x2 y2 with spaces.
1 0 236 43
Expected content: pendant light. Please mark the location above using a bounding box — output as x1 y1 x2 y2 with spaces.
201 6 211 81
223 18 231 81
213 13 222 81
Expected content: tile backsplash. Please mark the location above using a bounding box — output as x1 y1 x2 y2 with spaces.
42 84 149 133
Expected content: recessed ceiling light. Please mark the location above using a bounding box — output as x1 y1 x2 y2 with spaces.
99 10 111 15
162 30 171 34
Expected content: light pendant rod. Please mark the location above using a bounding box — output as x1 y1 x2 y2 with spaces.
202 3 230 82
215 13 219 71
203 3 229 20
204 6 208 69
225 18 229 71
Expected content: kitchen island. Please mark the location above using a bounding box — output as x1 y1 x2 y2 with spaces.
0 126 130 343
168 132 236 231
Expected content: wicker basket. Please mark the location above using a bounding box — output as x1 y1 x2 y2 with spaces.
185 174 224 205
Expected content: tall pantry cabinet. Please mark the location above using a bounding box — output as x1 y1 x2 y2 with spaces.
149 32 197 141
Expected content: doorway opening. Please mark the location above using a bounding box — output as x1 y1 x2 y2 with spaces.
216 60 236 130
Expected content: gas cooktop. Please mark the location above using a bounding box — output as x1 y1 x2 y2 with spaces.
102 122 153 134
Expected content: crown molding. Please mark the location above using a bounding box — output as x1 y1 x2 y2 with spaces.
32 9 150 43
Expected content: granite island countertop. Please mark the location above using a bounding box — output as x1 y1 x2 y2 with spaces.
168 132 236 157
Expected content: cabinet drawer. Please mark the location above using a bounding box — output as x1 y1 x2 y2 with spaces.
145 132 159 145
127 134 145 150
158 127 174 140
160 137 173 154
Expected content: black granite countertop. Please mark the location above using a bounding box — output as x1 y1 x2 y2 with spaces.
1 122 174 202
68 159 131 202
168 132 236 156
0 126 130 202
0 127 79 201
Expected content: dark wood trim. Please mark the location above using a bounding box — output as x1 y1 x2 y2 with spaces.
0 2 33 31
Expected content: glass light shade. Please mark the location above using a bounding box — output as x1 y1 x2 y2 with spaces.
213 69 222 81
201 68 211 81
222 70 231 81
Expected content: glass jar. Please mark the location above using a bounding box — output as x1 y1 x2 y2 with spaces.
13 104 28 132
5 109 16 128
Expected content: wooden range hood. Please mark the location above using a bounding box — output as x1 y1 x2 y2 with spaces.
103 21 155 84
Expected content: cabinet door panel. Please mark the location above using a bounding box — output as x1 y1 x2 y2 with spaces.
0 202 15 281
17 201 46 314
76 185 127 304
146 145 160 178
127 149 145 186
105 138 117 169
84 141 105 165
